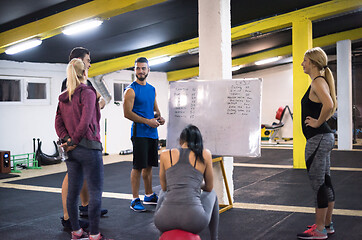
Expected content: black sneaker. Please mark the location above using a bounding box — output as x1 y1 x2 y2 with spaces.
79 205 108 217
60 217 89 230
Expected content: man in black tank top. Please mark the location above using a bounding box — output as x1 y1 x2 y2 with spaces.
60 47 108 230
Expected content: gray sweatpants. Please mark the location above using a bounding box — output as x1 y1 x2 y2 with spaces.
154 189 219 240
305 133 335 208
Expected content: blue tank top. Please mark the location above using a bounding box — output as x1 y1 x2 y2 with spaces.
164 148 204 205
301 76 332 139
127 81 158 139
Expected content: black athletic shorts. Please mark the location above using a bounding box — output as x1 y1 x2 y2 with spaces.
131 137 159 169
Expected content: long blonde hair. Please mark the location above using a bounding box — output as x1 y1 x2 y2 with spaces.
305 47 337 119
66 58 85 101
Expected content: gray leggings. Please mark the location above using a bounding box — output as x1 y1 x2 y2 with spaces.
305 133 335 208
154 189 219 240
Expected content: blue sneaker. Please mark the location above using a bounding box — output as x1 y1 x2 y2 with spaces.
143 192 158 205
130 198 146 212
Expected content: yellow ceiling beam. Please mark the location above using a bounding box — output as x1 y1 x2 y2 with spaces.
231 0 362 41
0 0 166 53
167 66 199 82
167 27 362 82
89 38 198 77
232 45 292 67
89 0 361 77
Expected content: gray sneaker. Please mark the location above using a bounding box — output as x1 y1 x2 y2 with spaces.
325 222 335 234
307 222 335 235
297 225 327 239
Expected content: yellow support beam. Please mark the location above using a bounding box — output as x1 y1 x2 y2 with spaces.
88 0 361 77
314 27 362 47
292 19 313 169
0 0 166 53
89 38 199 77
231 0 362 41
232 45 292 66
167 66 199 82
167 27 362 82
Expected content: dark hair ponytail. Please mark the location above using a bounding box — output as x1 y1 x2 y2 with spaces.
179 125 204 163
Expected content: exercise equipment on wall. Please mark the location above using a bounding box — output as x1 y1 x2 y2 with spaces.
261 105 293 142
35 138 62 166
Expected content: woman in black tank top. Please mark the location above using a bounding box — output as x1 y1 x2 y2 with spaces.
297 47 337 239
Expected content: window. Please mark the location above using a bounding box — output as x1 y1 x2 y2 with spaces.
27 82 46 99
0 78 21 102
0 76 50 104
113 82 130 102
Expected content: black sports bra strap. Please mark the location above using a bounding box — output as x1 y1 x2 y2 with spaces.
313 75 326 81
193 157 197 168
169 150 173 166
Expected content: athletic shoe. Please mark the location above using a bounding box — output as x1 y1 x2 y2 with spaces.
143 192 158 205
89 233 114 240
71 228 88 240
61 217 89 230
79 205 108 217
325 222 335 234
297 226 328 239
307 222 335 235
130 198 146 212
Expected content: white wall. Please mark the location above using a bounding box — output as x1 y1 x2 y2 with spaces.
99 70 169 154
233 64 294 138
0 60 66 155
0 60 169 155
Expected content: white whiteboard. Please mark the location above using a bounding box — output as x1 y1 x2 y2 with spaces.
166 79 262 157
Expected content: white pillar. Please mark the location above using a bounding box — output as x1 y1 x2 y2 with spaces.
337 40 353 150
199 0 233 204
199 0 232 80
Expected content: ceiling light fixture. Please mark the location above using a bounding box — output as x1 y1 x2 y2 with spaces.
188 48 199 55
231 65 242 71
255 56 281 65
63 19 103 35
5 38 42 55
148 56 171 66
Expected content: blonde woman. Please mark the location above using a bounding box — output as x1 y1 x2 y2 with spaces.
55 58 111 240
298 47 337 240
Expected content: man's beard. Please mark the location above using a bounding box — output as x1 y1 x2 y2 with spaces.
136 73 148 81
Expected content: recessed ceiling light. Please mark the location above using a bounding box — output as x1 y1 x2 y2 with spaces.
148 56 171 66
255 56 281 65
63 19 103 35
5 39 42 55
232 65 242 71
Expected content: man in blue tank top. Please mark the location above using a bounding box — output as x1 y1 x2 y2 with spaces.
123 57 165 212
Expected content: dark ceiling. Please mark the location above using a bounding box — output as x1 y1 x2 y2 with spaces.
0 0 361 75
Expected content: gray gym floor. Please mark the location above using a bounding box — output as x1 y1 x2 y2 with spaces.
0 148 361 240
